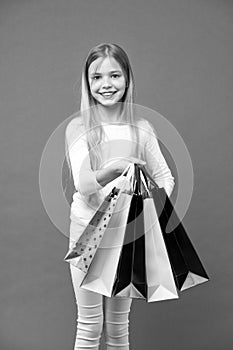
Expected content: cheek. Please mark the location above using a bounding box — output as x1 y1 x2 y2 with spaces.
118 78 126 88
89 81 99 92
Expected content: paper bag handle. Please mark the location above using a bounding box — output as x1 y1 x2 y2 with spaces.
116 162 137 194
137 164 160 190
138 168 151 196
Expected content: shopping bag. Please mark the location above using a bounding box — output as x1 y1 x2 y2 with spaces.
139 165 210 291
112 164 148 299
143 198 179 302
80 190 133 296
63 163 135 285
64 186 119 269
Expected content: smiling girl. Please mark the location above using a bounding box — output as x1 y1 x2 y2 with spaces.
65 43 175 350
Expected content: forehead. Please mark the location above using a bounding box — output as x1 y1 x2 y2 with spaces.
88 56 122 75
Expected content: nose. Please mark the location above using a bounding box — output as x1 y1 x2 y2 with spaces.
102 76 112 89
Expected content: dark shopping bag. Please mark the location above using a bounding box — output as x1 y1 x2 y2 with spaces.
139 165 210 292
112 165 147 298
112 190 147 298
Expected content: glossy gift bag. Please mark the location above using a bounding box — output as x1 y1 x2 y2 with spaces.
63 163 135 288
112 183 147 298
141 170 179 301
139 165 210 292
79 163 138 296
112 165 179 301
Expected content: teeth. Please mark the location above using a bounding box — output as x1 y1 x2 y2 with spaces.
101 92 115 96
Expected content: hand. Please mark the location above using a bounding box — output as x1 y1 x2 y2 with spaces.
112 157 146 175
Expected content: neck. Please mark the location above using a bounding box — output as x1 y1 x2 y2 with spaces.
96 103 123 123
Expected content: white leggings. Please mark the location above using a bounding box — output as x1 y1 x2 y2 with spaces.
69 264 133 350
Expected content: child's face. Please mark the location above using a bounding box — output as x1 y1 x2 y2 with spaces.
88 56 126 107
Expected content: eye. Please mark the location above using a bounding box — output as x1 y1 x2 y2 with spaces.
111 74 120 78
92 76 101 80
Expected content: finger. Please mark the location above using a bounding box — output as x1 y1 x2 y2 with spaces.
129 157 146 164
135 159 146 165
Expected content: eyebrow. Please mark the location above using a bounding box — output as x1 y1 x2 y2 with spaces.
90 70 122 76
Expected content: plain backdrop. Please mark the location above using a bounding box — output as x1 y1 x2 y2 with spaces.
1 0 233 349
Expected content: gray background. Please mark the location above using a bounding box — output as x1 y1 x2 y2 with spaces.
1 0 232 349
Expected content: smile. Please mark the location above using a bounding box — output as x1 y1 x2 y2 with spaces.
100 91 117 97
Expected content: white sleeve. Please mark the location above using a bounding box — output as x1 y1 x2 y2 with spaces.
143 121 175 197
66 122 104 196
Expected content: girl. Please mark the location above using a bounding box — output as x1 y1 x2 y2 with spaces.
65 43 175 350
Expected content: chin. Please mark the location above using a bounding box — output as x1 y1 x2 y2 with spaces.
97 98 122 106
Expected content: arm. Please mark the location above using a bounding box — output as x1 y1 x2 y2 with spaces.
95 166 120 187
66 120 119 195
143 121 175 197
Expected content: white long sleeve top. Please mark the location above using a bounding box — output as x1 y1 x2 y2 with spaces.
66 117 175 225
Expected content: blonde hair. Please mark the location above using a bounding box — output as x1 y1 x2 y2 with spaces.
64 43 143 198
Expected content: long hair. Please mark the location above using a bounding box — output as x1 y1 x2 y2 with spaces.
64 43 143 200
